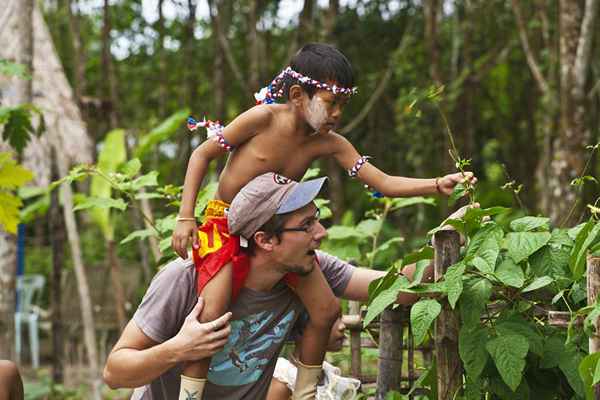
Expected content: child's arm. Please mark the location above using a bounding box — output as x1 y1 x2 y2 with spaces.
172 107 273 259
328 133 475 197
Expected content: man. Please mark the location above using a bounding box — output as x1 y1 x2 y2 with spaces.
104 172 441 399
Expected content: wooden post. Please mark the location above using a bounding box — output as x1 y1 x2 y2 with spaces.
348 301 362 378
433 230 463 400
375 307 404 399
407 311 415 400
587 255 600 399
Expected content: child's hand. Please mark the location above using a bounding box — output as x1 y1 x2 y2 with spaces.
437 171 477 196
172 220 199 259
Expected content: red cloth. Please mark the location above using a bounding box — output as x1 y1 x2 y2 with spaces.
192 217 297 302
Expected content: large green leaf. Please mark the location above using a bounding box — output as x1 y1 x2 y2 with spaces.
120 228 157 245
559 349 586 396
0 152 34 189
0 191 22 233
522 276 553 293
578 352 600 400
356 219 382 237
486 334 529 391
364 275 411 326
495 258 525 288
389 196 436 211
495 316 543 356
445 261 466 308
0 105 37 154
529 245 570 279
326 226 362 240
465 223 503 260
410 299 441 346
505 232 551 263
459 277 492 327
510 216 550 232
73 196 127 212
131 171 159 190
134 109 189 158
91 129 127 239
540 335 565 368
570 220 600 281
459 325 489 379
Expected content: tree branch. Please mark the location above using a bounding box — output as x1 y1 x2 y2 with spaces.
339 30 412 135
510 0 551 96
574 0 599 93
208 0 251 96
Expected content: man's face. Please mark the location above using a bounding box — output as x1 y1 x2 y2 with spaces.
303 83 350 133
271 203 327 276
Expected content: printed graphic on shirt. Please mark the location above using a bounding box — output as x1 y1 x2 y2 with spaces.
207 309 296 386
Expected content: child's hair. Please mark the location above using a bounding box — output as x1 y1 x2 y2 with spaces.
283 43 354 99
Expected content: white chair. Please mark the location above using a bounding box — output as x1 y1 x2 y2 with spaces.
15 274 45 368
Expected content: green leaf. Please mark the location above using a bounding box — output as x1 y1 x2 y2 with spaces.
120 158 142 178
578 352 600 400
510 216 550 232
486 334 529 391
540 335 565 368
19 193 50 224
326 225 362 240
522 276 553 293
410 299 442 346
0 60 30 79
73 196 127 212
409 259 432 288
505 232 551 263
445 261 466 308
495 258 525 288
364 275 411 326
131 171 159 190
471 256 494 274
389 196 436 211
495 316 543 356
134 109 189 158
459 277 492 327
0 153 34 189
301 167 321 181
367 237 404 263
570 220 600 280
449 182 466 206
0 191 22 233
559 349 585 396
459 325 489 379
465 223 503 260
134 192 164 200
356 219 382 237
529 245 570 279
120 228 156 245
549 228 574 247
0 105 36 154
402 246 434 265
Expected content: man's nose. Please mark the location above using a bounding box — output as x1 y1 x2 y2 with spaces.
313 221 327 240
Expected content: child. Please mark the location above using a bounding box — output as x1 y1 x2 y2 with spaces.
172 43 474 400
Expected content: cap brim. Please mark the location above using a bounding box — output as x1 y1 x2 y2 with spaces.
276 177 327 214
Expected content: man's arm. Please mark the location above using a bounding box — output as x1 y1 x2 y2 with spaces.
103 297 231 389
341 263 434 304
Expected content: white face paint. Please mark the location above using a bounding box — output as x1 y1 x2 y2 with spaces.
305 96 329 132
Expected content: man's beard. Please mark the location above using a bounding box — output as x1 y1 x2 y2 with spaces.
283 260 315 277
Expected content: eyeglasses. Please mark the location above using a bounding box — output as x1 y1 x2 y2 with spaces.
277 208 321 235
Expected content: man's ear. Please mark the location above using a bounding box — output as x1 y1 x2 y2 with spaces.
253 231 275 252
288 84 305 106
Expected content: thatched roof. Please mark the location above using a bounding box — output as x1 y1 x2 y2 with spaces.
0 0 92 186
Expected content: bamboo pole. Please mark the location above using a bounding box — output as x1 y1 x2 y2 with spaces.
375 307 404 399
433 230 463 400
587 255 600 399
348 301 362 378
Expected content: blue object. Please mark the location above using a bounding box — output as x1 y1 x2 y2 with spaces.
15 274 45 368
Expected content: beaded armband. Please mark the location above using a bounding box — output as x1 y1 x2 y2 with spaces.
348 156 370 178
187 116 235 152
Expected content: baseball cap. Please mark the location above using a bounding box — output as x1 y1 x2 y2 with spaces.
228 172 327 242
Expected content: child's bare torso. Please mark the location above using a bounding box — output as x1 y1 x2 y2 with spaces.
214 105 334 203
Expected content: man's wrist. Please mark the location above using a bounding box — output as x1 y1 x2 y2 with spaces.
163 336 184 364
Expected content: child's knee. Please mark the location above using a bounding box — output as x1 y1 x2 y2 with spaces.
311 297 341 329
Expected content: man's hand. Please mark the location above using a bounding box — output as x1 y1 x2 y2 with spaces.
168 297 232 363
326 318 346 352
172 220 199 259
437 171 477 196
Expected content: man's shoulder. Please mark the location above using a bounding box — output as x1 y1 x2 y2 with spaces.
151 257 196 286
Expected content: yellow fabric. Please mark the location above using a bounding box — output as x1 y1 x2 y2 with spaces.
203 199 230 220
179 375 207 400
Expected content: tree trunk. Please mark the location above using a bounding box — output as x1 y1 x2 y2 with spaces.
424 0 442 84
247 0 260 93
549 0 599 225
0 0 33 361
157 0 167 118
57 154 101 400
49 148 65 383
102 0 119 128
67 0 86 104
108 240 127 331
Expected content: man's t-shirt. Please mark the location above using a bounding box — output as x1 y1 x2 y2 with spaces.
130 250 355 400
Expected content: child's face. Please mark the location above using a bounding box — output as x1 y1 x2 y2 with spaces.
303 83 350 133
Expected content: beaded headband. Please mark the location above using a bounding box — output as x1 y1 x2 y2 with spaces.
254 67 358 105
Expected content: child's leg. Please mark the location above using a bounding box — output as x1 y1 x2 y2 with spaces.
179 264 233 398
291 266 340 399
293 265 340 365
